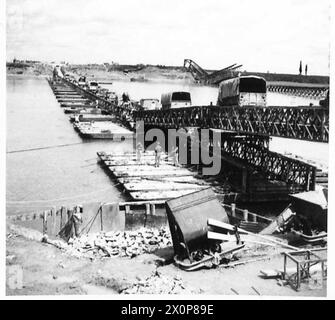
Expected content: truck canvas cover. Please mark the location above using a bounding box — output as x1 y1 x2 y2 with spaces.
218 77 240 100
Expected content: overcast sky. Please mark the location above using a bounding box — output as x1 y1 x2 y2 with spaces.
6 0 331 74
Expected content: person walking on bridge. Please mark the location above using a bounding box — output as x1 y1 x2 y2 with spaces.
154 141 162 167
171 146 179 166
136 142 143 163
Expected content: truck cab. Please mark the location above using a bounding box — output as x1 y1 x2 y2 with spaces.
78 76 86 87
161 92 192 110
88 81 99 93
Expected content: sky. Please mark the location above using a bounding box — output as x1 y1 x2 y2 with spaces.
6 0 331 74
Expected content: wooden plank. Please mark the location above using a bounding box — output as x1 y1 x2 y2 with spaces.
111 169 195 178
123 181 205 192
109 164 183 173
207 231 236 241
208 218 300 250
119 200 166 206
99 151 157 157
130 189 196 201
260 264 325 279
118 175 202 184
207 218 249 234
259 269 282 278
103 159 174 166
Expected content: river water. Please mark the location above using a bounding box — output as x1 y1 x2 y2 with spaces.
6 75 328 217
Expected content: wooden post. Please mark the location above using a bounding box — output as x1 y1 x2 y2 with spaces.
67 209 74 237
311 167 316 191
252 213 257 223
100 207 103 231
321 262 325 286
231 203 236 218
51 207 57 236
283 254 287 280
296 263 301 291
42 211 48 235
150 204 156 216
67 209 73 222
243 209 248 221
145 203 150 215
60 207 64 230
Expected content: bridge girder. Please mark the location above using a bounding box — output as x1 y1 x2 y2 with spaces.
135 105 329 143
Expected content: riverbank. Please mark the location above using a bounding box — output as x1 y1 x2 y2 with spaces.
6 62 329 87
68 64 195 83
6 62 53 77
65 64 331 86
6 223 326 296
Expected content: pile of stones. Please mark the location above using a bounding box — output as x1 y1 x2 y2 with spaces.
121 270 192 294
64 227 172 259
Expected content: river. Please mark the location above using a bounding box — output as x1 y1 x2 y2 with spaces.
6 75 328 217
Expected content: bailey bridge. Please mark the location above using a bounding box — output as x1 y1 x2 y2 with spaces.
58 77 329 195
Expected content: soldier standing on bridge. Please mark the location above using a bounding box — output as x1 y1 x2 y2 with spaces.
154 141 162 167
305 64 308 76
136 142 143 163
171 146 179 166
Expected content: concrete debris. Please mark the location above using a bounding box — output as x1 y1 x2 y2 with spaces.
121 270 192 294
7 233 19 239
6 254 16 264
64 227 172 259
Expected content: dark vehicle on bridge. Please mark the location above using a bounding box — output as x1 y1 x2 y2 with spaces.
217 76 267 107
78 76 86 87
88 81 99 93
161 91 192 110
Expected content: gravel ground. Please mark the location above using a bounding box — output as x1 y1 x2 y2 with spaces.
6 224 327 297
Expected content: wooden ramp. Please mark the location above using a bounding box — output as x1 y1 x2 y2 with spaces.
97 151 209 201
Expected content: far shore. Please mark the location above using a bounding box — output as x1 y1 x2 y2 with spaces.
6 62 330 88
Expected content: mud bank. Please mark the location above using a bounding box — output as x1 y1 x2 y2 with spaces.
6 223 326 296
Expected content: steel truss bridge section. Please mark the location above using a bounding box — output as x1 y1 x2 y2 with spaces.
135 105 329 142
213 134 316 192
188 132 315 192
183 59 208 80
183 59 242 84
267 84 328 100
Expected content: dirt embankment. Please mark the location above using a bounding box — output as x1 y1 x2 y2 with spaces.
6 62 53 77
67 64 195 83
6 223 326 297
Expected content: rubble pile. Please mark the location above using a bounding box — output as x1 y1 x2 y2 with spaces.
65 227 172 259
121 271 192 294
